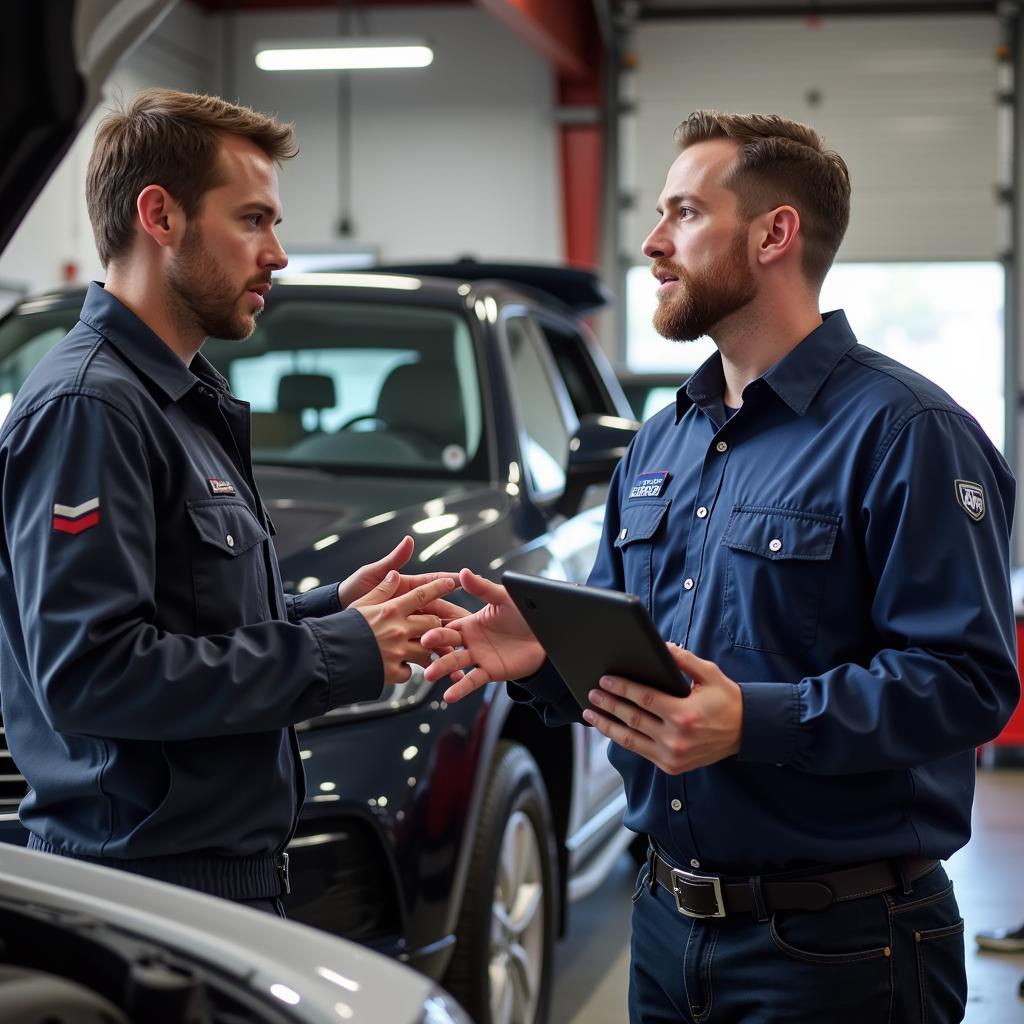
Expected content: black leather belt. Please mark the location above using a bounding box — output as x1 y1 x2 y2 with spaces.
652 851 938 919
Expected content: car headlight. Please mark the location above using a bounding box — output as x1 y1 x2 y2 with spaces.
309 663 441 723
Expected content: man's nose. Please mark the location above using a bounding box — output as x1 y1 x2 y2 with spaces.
642 225 672 260
264 233 288 272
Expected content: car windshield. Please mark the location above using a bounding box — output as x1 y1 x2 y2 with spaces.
0 297 488 479
204 299 486 478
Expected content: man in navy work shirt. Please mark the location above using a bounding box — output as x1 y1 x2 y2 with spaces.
0 90 462 915
422 111 1019 1022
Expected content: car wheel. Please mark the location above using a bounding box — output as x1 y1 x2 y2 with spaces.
443 740 557 1024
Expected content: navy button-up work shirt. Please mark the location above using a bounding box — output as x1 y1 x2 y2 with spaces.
512 311 1018 874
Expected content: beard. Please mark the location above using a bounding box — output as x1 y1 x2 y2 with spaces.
167 221 263 342
652 228 757 342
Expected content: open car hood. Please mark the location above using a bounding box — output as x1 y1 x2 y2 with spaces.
0 0 176 254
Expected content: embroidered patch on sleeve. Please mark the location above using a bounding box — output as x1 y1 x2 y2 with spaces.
629 470 670 499
52 497 100 535
955 479 986 522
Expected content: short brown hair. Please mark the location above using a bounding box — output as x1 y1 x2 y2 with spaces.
675 110 851 287
86 88 298 268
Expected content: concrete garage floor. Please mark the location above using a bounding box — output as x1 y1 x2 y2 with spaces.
552 768 1024 1024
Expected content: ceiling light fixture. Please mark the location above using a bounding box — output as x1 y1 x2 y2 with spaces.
254 39 433 71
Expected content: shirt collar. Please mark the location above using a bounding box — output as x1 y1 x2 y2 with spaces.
77 282 229 400
676 309 858 423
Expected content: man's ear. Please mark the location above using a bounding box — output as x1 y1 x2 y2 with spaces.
136 185 185 249
755 205 801 268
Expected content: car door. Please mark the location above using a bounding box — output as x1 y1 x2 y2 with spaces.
500 308 626 827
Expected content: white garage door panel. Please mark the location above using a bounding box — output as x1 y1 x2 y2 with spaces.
629 15 999 261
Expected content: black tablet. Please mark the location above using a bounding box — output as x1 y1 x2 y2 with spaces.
502 570 690 712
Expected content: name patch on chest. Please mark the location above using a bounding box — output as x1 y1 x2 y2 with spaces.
629 470 670 499
208 478 236 496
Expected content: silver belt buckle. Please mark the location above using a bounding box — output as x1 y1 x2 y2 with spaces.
671 867 726 918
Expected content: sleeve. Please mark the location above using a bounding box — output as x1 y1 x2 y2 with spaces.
286 584 342 623
505 445 635 727
738 407 1020 773
0 394 383 742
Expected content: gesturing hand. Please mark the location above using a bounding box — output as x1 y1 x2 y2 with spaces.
352 573 460 685
582 645 743 774
421 568 547 702
338 535 466 624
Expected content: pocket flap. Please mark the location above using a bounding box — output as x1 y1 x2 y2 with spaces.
614 500 670 548
187 500 268 556
721 506 839 561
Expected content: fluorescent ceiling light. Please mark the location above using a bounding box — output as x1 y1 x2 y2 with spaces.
255 39 433 71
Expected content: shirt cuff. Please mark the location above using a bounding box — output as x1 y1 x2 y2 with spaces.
287 583 343 623
736 682 800 765
305 608 384 709
507 660 583 726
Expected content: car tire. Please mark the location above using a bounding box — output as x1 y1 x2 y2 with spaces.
443 740 557 1024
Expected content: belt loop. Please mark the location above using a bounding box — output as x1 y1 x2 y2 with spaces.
748 874 769 923
647 843 658 892
893 857 912 896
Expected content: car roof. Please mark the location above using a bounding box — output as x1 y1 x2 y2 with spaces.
5 267 596 322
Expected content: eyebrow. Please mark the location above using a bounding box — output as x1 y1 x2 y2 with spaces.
656 192 703 216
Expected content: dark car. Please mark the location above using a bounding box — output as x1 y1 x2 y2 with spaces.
0 262 641 1024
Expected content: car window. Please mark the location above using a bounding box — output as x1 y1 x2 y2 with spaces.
503 315 575 497
536 320 609 418
0 306 83 425
203 299 487 478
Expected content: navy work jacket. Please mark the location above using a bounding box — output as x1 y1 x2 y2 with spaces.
0 283 383 898
513 310 1019 875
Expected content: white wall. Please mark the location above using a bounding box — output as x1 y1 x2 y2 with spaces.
625 14 1000 262
0 3 562 297
226 5 562 264
0 2 218 295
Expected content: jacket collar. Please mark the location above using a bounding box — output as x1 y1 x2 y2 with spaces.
78 282 231 400
675 309 858 423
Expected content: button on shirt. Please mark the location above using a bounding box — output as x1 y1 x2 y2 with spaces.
511 310 1018 874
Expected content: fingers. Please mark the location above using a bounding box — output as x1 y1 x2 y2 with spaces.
392 577 459 614
350 569 402 608
589 677 664 732
443 666 495 703
379 535 415 572
424 646 476 683
594 674 671 719
458 568 508 605
421 625 464 650
421 598 469 621
581 707 661 763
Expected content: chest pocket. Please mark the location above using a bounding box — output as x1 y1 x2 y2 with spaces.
614 500 670 611
186 499 270 633
720 505 840 655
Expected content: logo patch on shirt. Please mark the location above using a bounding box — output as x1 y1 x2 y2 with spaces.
955 479 985 522
208 478 236 496
629 470 670 499
52 497 100 535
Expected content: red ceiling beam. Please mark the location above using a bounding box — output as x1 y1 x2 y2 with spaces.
473 0 598 82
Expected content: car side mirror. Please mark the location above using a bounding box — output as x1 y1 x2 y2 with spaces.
558 413 640 516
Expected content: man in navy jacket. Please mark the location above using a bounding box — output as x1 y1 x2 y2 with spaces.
422 111 1018 1022
0 89 460 914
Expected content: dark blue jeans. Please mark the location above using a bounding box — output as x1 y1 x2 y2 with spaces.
628 862 965 1024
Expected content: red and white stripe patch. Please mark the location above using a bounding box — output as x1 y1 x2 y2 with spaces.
52 497 100 535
